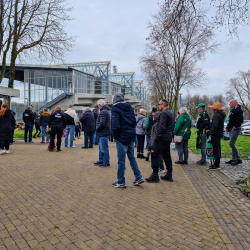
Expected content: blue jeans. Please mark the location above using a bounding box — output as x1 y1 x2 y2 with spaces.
94 131 99 143
24 123 33 142
84 131 94 148
64 125 75 147
41 126 48 142
146 135 150 149
116 140 142 184
99 136 110 164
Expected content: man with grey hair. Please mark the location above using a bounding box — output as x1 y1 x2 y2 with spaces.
136 109 147 159
64 104 78 148
23 105 35 143
94 99 111 167
48 106 66 152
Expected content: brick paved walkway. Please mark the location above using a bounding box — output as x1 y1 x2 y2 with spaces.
0 138 249 250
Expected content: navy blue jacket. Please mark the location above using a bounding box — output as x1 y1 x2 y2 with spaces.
96 105 111 137
39 112 51 127
112 102 136 146
80 111 95 132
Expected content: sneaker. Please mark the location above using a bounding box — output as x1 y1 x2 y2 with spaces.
159 169 166 174
46 141 49 143
29 141 34 143
209 165 221 170
70 145 76 148
196 160 206 165
40 141 45 144
145 173 160 183
94 161 104 165
0 150 6 154
137 153 140 158
181 161 188 164
65 145 69 148
5 150 10 154
160 173 174 182
175 161 183 164
172 148 178 150
140 155 146 159
112 181 126 188
82 147 88 149
225 159 234 164
100 163 110 167
133 178 144 186
231 159 242 165
57 149 61 152
49 149 53 152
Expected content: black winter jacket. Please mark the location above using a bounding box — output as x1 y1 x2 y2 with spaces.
0 109 15 141
35 118 40 129
49 111 66 129
40 112 51 127
209 111 226 138
96 105 111 137
112 102 136 146
226 105 243 131
157 109 175 142
196 110 210 134
80 111 95 132
23 109 34 124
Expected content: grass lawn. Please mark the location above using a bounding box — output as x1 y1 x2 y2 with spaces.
188 128 250 159
14 129 37 139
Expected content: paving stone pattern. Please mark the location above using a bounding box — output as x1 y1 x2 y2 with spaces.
0 138 249 249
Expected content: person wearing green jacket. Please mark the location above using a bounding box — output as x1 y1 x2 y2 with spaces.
174 107 192 164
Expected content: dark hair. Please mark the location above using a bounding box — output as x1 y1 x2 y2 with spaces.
160 99 169 107
152 107 157 112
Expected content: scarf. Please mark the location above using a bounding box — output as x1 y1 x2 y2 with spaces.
226 105 238 124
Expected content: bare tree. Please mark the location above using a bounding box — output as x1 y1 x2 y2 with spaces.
164 0 250 36
140 1 217 114
226 70 250 114
0 0 75 88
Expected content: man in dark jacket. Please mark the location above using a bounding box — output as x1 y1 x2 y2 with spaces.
80 107 95 148
146 99 175 182
111 93 144 188
207 102 226 170
196 103 210 165
23 106 35 143
93 108 99 145
48 105 66 152
39 108 51 143
225 99 243 165
94 99 111 167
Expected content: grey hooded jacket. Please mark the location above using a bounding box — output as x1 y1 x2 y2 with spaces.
136 114 146 135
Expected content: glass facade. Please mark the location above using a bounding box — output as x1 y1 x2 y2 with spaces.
111 72 135 96
24 68 94 110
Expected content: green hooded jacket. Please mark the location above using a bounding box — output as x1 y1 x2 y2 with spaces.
174 114 192 140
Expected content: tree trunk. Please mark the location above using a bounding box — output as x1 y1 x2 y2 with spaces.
8 37 18 88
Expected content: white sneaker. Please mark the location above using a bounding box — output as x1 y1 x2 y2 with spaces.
0 150 6 154
65 145 69 148
71 145 76 148
5 150 10 154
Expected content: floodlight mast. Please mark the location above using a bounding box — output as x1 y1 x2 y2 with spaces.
113 65 117 73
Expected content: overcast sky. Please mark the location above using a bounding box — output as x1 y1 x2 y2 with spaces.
4 0 250 102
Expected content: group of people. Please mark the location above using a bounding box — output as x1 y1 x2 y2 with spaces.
0 94 244 188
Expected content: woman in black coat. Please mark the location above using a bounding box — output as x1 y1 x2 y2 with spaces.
0 104 15 154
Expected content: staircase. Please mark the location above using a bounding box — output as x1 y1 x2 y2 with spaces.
38 91 73 113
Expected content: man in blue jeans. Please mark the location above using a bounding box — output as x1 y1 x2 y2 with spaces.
64 105 78 148
94 99 111 167
111 93 144 188
22 106 35 143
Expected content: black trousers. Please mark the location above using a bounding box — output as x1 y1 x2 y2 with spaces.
34 128 41 137
211 136 221 166
151 141 172 174
137 134 145 153
50 127 63 150
0 141 9 150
